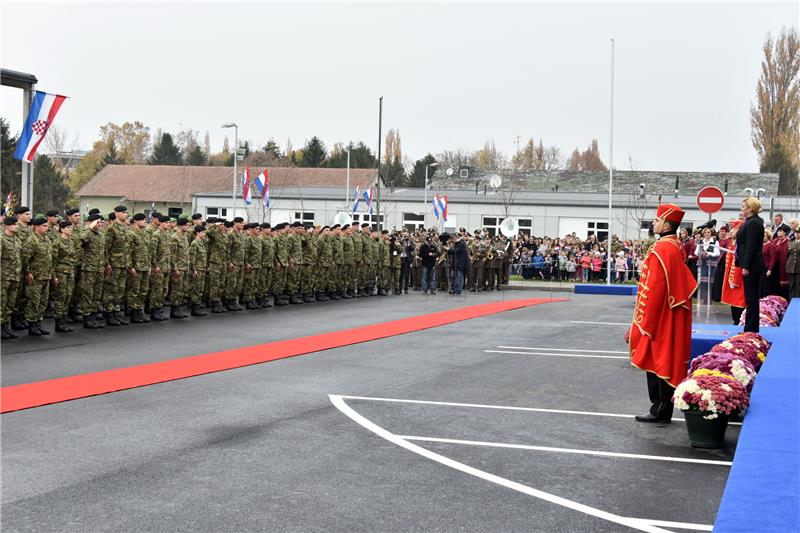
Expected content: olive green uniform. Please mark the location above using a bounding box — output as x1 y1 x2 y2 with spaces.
300 232 317 296
243 233 263 304
260 235 275 301
128 227 152 312
188 237 208 306
80 228 107 316
316 235 333 295
104 222 131 313
285 233 302 296
169 230 190 306
51 234 77 320
1 232 22 327
22 232 53 323
148 228 172 311
205 225 228 307
225 229 246 303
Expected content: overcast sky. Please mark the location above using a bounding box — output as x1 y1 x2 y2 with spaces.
1 1 797 172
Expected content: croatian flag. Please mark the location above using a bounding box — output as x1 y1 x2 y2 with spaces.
352 185 361 213
242 167 252 206
437 194 448 221
14 91 68 162
362 187 373 214
254 168 270 208
432 193 440 220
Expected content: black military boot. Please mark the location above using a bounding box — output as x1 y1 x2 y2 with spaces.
68 309 83 323
130 309 144 324
28 322 43 336
11 316 27 331
341 290 351 300
106 312 122 326
151 308 167 321
289 293 303 304
303 293 315 303
36 321 51 335
55 318 74 333
116 311 130 325
191 304 207 317
262 297 273 308
170 306 183 318
211 302 227 313
2 323 17 340
227 299 242 312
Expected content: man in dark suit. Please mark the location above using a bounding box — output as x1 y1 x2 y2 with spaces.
736 197 766 333
451 233 469 295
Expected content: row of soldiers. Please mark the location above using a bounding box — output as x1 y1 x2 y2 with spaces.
1 206 416 339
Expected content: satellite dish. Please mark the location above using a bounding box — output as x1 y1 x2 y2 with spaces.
489 174 502 188
333 212 353 226
446 167 454 177
500 218 519 238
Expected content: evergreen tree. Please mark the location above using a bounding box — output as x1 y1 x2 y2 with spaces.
326 141 377 168
185 145 207 166
148 132 183 165
263 138 282 159
407 154 437 188
1 118 20 200
33 154 72 211
298 136 327 167
102 138 123 165
761 141 799 195
383 157 406 188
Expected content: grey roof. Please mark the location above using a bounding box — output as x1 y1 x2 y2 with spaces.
429 169 779 196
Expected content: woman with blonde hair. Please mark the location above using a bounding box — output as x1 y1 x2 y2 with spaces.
736 197 766 332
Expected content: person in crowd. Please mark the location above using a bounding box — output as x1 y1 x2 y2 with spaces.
614 251 627 283
766 226 790 299
736 197 766 333
787 228 800 300
760 228 774 298
418 235 438 295
451 233 469 295
626 203 697 424
721 220 746 325
771 213 793 240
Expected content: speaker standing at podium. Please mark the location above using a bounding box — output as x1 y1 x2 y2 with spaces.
736 197 766 333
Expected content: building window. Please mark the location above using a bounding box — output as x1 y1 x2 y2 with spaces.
352 213 384 231
483 216 532 237
518 218 532 236
587 221 609 242
459 166 470 179
402 212 425 232
206 207 228 217
168 207 183 218
293 211 314 227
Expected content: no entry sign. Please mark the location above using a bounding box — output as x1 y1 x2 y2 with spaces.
696 186 725 214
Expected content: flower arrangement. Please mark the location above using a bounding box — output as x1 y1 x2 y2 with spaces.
711 337 768 371
673 374 749 419
689 352 757 392
739 295 789 327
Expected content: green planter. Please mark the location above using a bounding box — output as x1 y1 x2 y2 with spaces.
683 410 730 448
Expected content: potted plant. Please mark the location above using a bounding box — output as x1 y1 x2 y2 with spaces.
673 374 749 448
689 352 757 393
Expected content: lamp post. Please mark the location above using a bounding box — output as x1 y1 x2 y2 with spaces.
606 38 615 285
345 146 351 208
221 123 238 218
424 162 439 226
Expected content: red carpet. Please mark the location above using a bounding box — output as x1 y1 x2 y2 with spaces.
1 298 559 413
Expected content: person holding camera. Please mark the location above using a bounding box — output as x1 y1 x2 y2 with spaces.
419 236 439 294
399 232 415 294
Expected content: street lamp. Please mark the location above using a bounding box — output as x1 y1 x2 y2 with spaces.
424 162 439 226
344 146 351 207
221 123 238 218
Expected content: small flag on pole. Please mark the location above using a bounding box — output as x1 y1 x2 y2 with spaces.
14 91 68 162
352 185 361 213
362 187 373 214
432 193 440 219
242 167 252 206
255 169 270 208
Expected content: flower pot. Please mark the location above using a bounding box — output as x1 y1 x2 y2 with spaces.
683 411 730 448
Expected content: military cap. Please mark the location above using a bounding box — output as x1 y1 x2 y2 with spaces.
16 206 30 214
88 208 100 215
132 213 146 221
151 211 162 219
381 230 389 235
191 213 203 220
331 224 340 229
114 205 128 212
234 216 245 223
3 216 18 225
87 213 102 222
206 216 217 224
260 222 270 229
108 212 116 221
31 216 47 226
321 225 330 231
224 220 234 228
177 213 189 219
66 208 80 216
341 224 350 230
291 221 302 227
158 215 170 223
194 225 206 233
46 209 59 217
176 218 188 226
361 223 370 228
58 220 72 229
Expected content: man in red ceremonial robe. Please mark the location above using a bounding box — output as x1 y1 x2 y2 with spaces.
721 220 746 324
626 203 698 423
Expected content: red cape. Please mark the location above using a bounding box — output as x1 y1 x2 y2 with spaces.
721 246 745 308
629 235 698 387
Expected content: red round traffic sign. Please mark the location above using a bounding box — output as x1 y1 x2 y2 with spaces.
696 186 725 214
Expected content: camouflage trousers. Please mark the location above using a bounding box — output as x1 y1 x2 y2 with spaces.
127 269 150 310
1 277 20 324
190 271 206 305
103 267 128 312
259 267 273 297
339 264 353 292
225 265 244 301
207 263 226 305
316 266 330 293
80 271 105 316
149 270 167 309
51 269 75 319
286 264 300 295
272 266 286 296
168 271 188 306
243 266 260 301
24 279 50 322
301 264 316 294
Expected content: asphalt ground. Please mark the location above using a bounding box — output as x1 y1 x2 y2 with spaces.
1 291 737 532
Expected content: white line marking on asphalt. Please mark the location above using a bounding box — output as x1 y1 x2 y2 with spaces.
330 395 673 533
397 436 732 466
335 395 742 426
498 346 629 354
636 519 713 531
485 349 629 359
571 320 630 326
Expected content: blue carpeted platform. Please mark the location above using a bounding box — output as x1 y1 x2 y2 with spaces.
574 284 637 295
713 298 800 532
691 323 780 359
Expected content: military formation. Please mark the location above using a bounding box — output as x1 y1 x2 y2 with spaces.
0 205 516 340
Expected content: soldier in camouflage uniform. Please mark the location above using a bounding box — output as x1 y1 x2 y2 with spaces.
22 217 54 335
339 226 355 299
103 206 132 326
66 208 84 322
242 223 263 309
329 225 344 300
377 230 391 295
205 218 228 313
258 223 274 308
300 226 318 302
351 224 364 297
148 215 173 321
1 217 21 340
389 232 403 295
80 214 108 329
315 226 332 301
51 221 78 333
285 222 304 304
127 213 152 324
271 223 289 306
188 225 208 316
11 206 33 331
225 217 246 311
168 218 191 318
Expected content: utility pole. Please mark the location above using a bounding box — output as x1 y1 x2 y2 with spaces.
375 96 383 232
606 38 615 285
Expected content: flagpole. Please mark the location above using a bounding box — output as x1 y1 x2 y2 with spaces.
606 38 615 285
375 96 383 232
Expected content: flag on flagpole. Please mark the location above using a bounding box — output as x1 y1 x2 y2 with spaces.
254 169 270 208
241 167 252 206
14 91 68 162
432 193 440 220
438 194 448 221
147 201 156 222
362 187 373 214
352 185 361 213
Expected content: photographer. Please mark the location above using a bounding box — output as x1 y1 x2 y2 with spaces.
418 236 439 294
399 232 415 294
